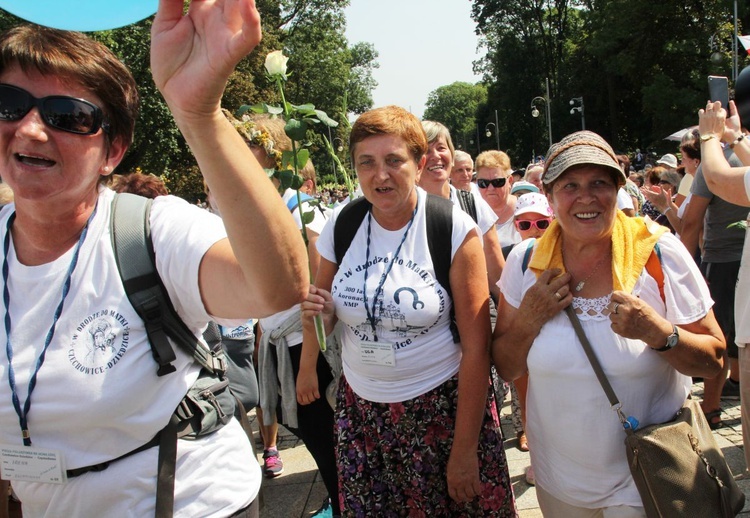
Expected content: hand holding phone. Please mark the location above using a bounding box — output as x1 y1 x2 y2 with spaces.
708 75 730 111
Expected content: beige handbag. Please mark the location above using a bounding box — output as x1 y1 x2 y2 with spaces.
565 306 745 517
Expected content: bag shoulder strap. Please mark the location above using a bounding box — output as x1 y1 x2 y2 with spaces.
425 194 454 302
520 238 536 273
334 196 372 265
455 188 478 223
110 193 225 376
645 243 665 303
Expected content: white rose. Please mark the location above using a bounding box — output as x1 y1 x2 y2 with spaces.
265 50 289 78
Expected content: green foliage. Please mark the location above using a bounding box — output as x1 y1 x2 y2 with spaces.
471 0 749 164
423 82 488 147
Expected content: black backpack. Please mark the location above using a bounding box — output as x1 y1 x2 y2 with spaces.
68 193 254 518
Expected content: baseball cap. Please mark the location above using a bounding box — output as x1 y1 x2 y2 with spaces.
510 181 540 195
514 192 553 218
656 153 678 169
542 130 625 185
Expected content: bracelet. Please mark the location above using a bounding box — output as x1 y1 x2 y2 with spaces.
730 134 746 149
663 206 672 215
700 134 717 142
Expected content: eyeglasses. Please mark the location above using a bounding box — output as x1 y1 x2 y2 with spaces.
477 177 508 189
0 84 109 135
515 218 551 231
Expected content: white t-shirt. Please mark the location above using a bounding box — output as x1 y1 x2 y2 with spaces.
317 187 478 402
0 189 259 517
260 189 330 345
449 184 497 234
499 232 712 508
495 217 521 248
736 171 750 346
616 187 634 211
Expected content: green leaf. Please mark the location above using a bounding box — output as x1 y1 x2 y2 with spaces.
247 103 270 114
284 119 309 141
315 109 339 128
728 220 748 230
290 174 305 190
266 105 284 116
292 103 316 113
300 209 315 225
281 149 309 171
277 169 296 191
294 148 310 170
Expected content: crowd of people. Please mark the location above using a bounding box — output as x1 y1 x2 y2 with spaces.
0 2 748 517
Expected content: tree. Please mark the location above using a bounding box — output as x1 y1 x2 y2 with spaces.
423 82 488 155
472 0 750 163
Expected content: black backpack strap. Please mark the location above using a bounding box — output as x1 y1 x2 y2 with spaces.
425 194 460 343
110 193 225 376
455 189 478 223
334 197 372 265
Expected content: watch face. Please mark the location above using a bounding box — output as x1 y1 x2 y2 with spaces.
667 327 679 348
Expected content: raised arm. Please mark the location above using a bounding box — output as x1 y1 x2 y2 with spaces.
698 101 750 207
151 0 308 318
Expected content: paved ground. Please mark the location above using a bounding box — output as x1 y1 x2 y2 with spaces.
252 380 750 517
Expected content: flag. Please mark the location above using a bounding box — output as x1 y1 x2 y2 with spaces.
739 35 750 54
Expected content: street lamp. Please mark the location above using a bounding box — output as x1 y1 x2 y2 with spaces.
530 78 553 148
332 138 344 152
570 97 585 130
484 122 500 150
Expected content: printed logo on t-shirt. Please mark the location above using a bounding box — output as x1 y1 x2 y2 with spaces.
221 322 254 341
68 310 131 375
333 254 446 351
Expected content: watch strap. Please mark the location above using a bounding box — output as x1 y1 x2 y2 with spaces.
652 324 679 352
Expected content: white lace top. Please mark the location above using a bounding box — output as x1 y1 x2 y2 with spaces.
498 233 712 509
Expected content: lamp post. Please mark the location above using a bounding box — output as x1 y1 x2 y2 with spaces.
332 138 344 152
530 77 553 148
485 122 499 150
569 97 585 130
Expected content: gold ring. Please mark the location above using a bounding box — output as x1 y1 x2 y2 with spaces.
613 302 620 315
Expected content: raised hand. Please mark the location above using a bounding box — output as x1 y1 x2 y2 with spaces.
150 0 262 118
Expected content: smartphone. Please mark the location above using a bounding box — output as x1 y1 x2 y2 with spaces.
708 75 730 110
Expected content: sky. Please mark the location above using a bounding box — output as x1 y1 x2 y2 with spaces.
344 0 483 120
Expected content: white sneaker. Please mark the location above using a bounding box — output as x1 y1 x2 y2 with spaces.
525 465 535 486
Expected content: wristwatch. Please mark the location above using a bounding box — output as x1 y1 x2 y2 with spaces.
653 325 679 352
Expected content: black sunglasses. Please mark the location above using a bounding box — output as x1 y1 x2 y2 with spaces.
0 84 109 135
515 218 551 231
477 177 508 189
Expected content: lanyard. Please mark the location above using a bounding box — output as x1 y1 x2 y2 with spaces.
3 206 95 446
362 199 417 341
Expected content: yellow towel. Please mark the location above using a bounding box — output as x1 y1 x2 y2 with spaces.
528 211 668 293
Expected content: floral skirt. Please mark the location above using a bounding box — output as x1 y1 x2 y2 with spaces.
335 375 517 517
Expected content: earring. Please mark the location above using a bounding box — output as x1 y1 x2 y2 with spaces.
103 166 110 173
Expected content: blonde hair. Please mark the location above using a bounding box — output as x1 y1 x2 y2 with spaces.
475 150 511 172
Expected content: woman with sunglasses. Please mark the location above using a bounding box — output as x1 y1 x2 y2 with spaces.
475 150 522 252
492 130 724 516
0 1 309 517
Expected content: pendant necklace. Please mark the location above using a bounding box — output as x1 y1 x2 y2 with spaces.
565 249 610 292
